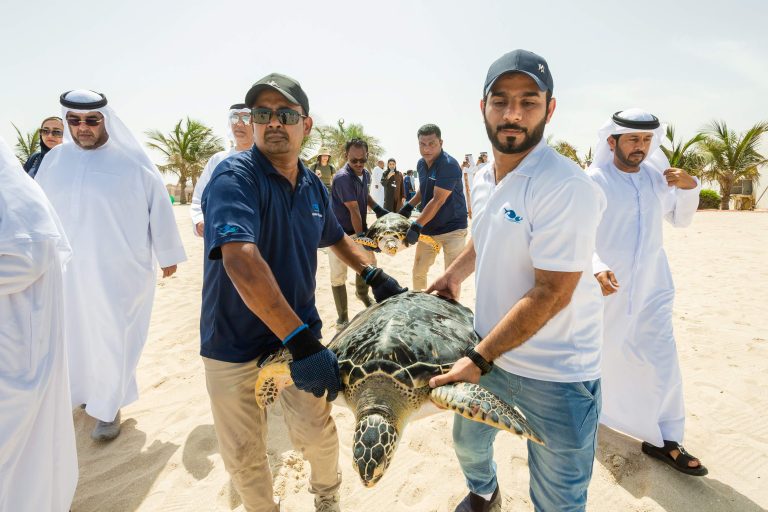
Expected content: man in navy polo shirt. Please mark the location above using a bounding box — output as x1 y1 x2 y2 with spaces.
399 124 468 291
200 73 405 512
329 138 390 327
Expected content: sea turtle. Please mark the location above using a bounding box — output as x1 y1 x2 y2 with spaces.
254 292 542 487
354 212 440 256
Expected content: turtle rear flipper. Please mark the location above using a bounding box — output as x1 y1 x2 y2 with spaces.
353 236 380 252
430 382 543 445
417 234 441 253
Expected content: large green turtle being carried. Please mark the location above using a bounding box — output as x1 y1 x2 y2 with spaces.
354 212 440 256
255 292 542 487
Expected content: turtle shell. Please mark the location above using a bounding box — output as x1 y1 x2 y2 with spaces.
364 213 412 241
328 292 479 389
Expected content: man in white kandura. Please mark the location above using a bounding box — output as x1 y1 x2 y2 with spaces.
588 108 706 476
36 89 187 442
370 159 385 205
0 136 77 512
190 103 255 237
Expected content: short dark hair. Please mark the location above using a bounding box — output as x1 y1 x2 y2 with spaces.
345 138 368 154
417 124 441 139
406 170 414 175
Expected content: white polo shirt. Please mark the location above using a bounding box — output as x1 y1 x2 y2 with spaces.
472 140 606 382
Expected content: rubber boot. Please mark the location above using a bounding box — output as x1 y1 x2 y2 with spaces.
332 285 349 328
355 274 374 307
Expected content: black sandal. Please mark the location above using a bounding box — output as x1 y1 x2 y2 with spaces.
641 440 708 476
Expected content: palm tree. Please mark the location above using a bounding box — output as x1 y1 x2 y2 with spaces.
552 140 582 167
660 125 706 176
315 119 384 170
301 128 321 163
698 120 768 210
145 118 224 204
548 135 591 168
12 123 40 165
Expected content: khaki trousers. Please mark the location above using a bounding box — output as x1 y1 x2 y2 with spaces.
328 247 375 287
412 228 468 291
203 357 341 512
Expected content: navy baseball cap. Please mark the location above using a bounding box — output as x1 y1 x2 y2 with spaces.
245 73 310 114
483 49 554 97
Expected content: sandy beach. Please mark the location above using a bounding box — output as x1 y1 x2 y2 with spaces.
69 206 768 512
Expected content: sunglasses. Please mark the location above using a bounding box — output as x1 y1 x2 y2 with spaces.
349 158 367 165
229 113 252 125
40 128 64 137
250 107 306 125
66 116 104 127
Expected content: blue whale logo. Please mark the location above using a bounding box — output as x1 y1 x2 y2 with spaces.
504 208 523 223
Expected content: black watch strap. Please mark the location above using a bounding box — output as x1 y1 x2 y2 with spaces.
465 347 493 375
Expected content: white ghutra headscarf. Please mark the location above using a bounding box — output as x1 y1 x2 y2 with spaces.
589 108 669 175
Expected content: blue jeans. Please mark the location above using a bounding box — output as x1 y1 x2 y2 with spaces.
453 367 601 512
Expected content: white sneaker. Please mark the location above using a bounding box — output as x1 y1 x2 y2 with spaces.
314 493 340 512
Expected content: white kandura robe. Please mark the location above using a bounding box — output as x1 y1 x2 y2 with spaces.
36 140 187 422
189 147 239 235
589 161 700 446
370 165 385 205
0 154 77 511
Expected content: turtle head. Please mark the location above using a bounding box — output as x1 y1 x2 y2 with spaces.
352 413 399 487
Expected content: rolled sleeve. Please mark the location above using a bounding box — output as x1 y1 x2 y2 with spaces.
203 171 260 260
530 178 604 272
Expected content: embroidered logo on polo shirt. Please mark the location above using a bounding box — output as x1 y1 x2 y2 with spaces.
311 203 323 218
218 224 240 236
503 208 523 223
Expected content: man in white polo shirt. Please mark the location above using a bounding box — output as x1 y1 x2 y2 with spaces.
428 49 606 512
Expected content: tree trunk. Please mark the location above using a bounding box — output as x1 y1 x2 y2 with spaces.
720 192 731 210
178 175 188 205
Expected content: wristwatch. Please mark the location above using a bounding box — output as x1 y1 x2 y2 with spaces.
465 347 493 375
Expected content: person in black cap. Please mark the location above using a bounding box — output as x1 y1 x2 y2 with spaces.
199 72 406 512
426 50 606 512
190 103 254 237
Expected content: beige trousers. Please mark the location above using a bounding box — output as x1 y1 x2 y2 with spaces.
328 247 375 287
203 357 341 512
412 228 468 291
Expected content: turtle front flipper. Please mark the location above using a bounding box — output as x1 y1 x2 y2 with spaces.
417 234 441 253
353 236 380 252
430 382 543 445
254 351 293 408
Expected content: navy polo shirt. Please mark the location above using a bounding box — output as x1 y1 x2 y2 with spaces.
331 164 371 235
200 145 344 363
417 150 468 236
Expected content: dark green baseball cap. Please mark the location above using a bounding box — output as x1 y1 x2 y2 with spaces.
245 73 310 114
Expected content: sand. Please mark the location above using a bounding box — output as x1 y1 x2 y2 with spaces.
69 206 768 512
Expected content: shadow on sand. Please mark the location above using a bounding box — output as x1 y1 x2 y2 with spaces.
70 409 179 512
180 402 297 510
597 426 764 511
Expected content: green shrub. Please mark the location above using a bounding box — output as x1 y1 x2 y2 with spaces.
699 189 721 209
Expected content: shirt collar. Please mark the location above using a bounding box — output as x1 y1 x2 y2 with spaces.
482 139 549 184
251 145 313 182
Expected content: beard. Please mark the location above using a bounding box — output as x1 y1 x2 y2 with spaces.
614 144 646 168
485 113 547 154
261 129 292 154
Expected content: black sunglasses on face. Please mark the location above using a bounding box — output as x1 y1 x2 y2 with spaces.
40 128 64 137
66 116 104 127
250 107 306 125
349 158 367 165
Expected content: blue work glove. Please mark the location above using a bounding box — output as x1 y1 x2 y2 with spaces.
398 203 415 219
372 204 390 218
362 265 408 302
283 325 340 401
404 222 422 246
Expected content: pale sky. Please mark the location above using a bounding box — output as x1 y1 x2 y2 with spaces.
2 0 767 173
